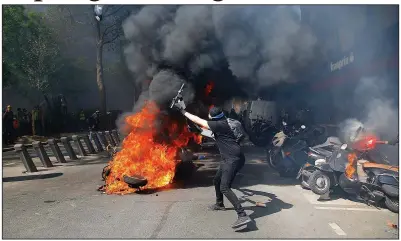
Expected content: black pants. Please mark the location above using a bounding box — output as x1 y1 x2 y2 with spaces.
4 125 15 144
214 153 246 217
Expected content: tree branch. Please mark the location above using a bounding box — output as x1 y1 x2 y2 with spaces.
104 6 124 18
65 7 89 25
103 33 121 45
102 22 118 39
102 5 111 15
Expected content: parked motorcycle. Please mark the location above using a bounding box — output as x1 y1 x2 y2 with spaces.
268 122 332 178
307 136 399 213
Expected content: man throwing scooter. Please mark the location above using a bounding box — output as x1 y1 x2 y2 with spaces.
174 100 252 229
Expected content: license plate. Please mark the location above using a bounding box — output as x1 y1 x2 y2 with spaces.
296 167 303 179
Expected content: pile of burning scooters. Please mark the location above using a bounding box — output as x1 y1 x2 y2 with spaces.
268 121 399 213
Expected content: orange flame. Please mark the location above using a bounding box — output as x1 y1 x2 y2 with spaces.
205 81 215 96
104 101 200 195
193 135 203 144
345 153 357 179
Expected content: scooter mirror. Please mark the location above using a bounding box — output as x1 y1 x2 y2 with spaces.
340 144 348 150
301 125 306 129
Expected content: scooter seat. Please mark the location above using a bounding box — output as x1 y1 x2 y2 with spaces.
362 162 399 173
309 147 331 157
382 184 399 197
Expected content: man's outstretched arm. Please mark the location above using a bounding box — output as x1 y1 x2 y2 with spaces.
180 110 210 130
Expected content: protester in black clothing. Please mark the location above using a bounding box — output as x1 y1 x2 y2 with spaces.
16 108 24 136
89 110 101 132
3 105 15 145
175 103 252 228
228 108 239 120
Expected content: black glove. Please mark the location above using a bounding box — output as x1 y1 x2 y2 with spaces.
174 100 186 111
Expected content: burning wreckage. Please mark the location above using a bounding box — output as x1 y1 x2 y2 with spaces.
98 82 218 194
99 101 203 194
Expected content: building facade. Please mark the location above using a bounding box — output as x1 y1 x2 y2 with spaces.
299 6 399 124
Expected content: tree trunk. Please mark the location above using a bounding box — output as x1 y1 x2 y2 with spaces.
96 20 106 113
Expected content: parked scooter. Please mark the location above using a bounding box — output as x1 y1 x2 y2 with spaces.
297 136 342 189
268 121 307 176
307 137 399 213
268 122 332 178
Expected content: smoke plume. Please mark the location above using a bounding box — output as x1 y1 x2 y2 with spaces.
340 76 399 142
121 5 317 115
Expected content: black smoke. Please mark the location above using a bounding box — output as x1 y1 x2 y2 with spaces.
121 5 318 115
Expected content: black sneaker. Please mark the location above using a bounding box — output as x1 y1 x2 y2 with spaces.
208 204 226 211
232 215 252 228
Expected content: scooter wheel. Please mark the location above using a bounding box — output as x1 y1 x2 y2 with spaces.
268 149 281 169
385 196 399 213
309 170 331 195
300 174 311 189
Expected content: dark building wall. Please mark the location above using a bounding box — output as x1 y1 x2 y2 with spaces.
296 6 399 124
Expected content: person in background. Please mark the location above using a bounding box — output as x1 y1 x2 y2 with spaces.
228 108 239 120
90 110 101 132
17 108 24 121
21 108 29 135
79 109 86 131
88 110 101 143
16 108 24 137
60 94 67 116
32 106 40 136
3 105 15 145
13 115 20 138
25 108 32 135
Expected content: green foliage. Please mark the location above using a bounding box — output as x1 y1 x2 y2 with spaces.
3 6 61 92
2 5 28 87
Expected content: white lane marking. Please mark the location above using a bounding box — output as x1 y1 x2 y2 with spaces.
316 206 386 212
3 162 16 166
329 222 347 236
303 193 365 206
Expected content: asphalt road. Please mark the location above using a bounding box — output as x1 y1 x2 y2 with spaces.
2 146 399 239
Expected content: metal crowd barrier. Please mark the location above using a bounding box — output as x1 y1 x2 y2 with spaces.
10 130 121 173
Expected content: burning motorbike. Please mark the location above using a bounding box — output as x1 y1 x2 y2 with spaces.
307 133 399 213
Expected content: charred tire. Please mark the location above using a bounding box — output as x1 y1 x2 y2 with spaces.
385 196 399 213
102 166 111 180
123 175 148 188
309 170 331 195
